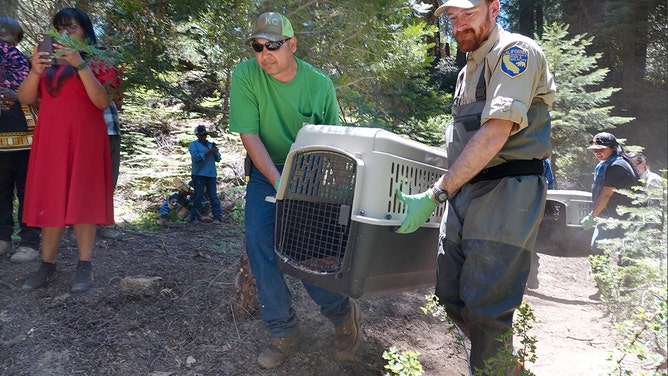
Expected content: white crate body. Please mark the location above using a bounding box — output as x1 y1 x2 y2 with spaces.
274 124 447 297
279 124 449 228
546 189 592 227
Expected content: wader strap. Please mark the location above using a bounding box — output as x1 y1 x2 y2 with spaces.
474 67 486 102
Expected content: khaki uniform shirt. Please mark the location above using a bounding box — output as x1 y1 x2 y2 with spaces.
452 24 556 167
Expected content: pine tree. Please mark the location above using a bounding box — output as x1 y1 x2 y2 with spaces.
539 23 633 188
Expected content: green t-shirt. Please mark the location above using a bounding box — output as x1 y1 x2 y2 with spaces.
229 57 340 165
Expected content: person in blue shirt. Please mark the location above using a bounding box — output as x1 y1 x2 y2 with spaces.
187 125 222 223
543 159 555 190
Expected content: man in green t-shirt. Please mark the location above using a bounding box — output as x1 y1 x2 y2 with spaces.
229 12 360 369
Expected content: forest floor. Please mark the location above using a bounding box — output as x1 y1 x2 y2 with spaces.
0 203 641 376
0 118 646 376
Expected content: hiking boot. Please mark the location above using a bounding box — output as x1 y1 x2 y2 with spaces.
508 359 525 376
0 240 10 256
70 261 94 293
98 226 123 240
334 300 361 362
10 246 39 263
257 331 299 369
22 261 57 290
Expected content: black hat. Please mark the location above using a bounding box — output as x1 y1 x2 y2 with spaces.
587 132 618 150
194 125 207 135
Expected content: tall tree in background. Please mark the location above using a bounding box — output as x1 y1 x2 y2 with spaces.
274 0 448 144
500 0 562 38
561 0 667 167
13 0 666 167
539 23 633 189
13 0 448 143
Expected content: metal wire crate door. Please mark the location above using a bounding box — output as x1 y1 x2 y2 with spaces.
276 150 356 274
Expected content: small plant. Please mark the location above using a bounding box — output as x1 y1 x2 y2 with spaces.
421 295 537 376
383 346 424 376
123 212 164 233
421 295 468 352
476 302 537 376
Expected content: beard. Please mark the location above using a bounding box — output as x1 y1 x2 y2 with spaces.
454 29 484 52
453 12 495 52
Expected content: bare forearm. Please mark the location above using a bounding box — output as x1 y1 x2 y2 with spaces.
240 133 281 186
591 187 614 217
17 71 41 105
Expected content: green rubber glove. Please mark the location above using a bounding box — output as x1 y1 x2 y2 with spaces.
273 178 281 192
580 214 596 230
395 189 438 234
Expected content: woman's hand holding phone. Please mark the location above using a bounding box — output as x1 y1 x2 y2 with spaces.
37 34 68 65
29 35 55 76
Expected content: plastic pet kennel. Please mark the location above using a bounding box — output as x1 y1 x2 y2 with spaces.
274 124 449 298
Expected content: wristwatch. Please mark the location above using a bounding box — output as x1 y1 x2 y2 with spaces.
431 185 449 204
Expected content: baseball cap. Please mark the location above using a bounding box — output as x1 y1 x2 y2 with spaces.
434 0 483 16
587 132 618 150
246 12 294 44
194 125 207 135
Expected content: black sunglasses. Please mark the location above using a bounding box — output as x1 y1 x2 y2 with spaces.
250 38 290 53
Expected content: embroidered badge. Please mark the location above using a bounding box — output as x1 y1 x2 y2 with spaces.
501 46 528 78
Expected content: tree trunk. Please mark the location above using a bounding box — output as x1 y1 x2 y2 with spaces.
231 251 258 320
519 0 535 37
535 0 544 37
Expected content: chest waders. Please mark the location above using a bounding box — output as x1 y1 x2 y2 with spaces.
446 66 545 181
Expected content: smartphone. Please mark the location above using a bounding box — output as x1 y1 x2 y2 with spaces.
37 34 66 65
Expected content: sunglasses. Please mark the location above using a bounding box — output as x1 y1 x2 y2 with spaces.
250 38 290 53
589 140 612 146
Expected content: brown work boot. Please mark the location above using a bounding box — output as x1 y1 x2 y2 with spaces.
256 331 299 369
508 359 525 376
334 300 361 362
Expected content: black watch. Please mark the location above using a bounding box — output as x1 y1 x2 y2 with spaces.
431 185 449 204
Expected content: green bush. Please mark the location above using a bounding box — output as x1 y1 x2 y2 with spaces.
588 179 667 375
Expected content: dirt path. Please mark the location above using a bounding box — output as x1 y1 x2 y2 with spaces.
0 224 639 376
524 254 623 375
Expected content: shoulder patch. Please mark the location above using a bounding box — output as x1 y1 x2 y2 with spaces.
501 46 528 78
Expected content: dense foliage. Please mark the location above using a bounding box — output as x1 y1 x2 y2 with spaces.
8 0 666 169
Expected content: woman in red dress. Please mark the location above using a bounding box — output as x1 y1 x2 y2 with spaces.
18 8 119 293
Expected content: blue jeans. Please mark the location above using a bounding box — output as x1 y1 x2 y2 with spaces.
245 165 351 337
590 223 624 256
189 175 222 221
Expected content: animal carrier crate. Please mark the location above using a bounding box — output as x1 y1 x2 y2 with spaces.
274 124 449 298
